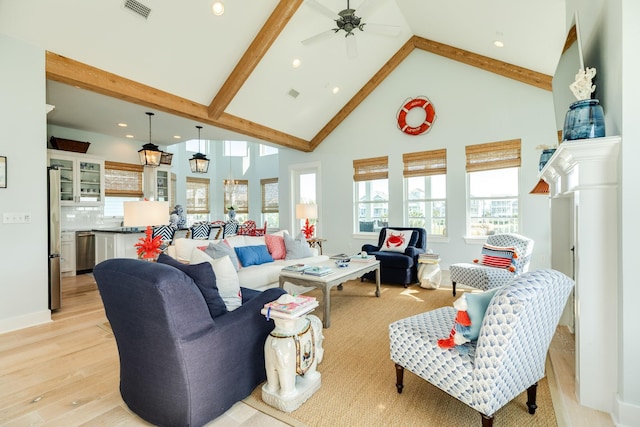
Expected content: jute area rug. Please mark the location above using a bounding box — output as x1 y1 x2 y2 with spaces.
243 281 558 427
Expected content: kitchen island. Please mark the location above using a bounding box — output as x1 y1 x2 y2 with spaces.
93 228 144 264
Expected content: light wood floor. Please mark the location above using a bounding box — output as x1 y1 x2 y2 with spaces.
0 274 613 426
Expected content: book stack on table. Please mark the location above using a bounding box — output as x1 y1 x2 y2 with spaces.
350 254 376 263
261 294 319 319
302 266 334 276
419 253 441 263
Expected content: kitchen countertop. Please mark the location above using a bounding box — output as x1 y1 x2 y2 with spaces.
92 228 145 234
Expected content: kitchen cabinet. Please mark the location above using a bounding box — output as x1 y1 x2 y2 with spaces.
60 231 76 275
94 230 144 265
143 165 172 202
48 150 104 206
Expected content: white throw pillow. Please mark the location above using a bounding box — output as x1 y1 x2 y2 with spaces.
190 248 242 311
380 229 413 253
284 231 314 260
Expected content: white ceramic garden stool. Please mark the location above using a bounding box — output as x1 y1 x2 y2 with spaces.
262 312 324 413
418 257 442 289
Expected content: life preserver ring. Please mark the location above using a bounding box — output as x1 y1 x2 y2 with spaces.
397 97 436 135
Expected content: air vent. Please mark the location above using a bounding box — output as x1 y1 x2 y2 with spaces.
288 89 300 99
124 0 151 19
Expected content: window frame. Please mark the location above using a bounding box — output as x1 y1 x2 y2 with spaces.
186 176 210 221
465 139 521 238
403 149 447 237
353 156 389 235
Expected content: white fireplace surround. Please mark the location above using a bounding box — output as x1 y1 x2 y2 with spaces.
539 135 620 413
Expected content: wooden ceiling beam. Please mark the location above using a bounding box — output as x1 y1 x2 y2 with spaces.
45 51 311 151
411 35 552 91
207 0 304 120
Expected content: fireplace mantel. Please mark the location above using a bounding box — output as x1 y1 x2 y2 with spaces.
539 135 620 413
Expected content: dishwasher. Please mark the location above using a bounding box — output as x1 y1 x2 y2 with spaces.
76 231 95 273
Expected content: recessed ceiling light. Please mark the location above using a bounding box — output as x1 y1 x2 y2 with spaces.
125 134 134 139
173 135 181 139
212 1 224 15
117 122 128 127
493 40 505 48
292 58 301 68
332 87 340 94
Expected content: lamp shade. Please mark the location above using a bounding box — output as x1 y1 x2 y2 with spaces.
123 201 170 227
295 203 317 220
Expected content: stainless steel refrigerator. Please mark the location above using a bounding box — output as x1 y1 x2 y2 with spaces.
48 167 62 310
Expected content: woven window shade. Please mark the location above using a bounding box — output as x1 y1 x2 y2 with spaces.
261 178 279 213
465 139 521 172
353 156 389 181
104 161 143 197
403 149 447 177
186 177 210 215
224 179 249 214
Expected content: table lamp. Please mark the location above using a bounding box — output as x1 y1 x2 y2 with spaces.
124 200 170 259
295 203 317 239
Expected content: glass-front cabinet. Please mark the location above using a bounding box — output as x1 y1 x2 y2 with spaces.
48 150 104 206
143 165 172 202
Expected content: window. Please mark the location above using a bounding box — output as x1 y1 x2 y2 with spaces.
186 177 210 225
260 144 278 156
403 149 447 236
103 161 143 217
224 179 249 222
465 139 521 236
224 140 248 157
353 156 388 233
261 178 279 228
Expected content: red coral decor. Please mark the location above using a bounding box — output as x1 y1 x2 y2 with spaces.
135 226 163 260
301 218 315 239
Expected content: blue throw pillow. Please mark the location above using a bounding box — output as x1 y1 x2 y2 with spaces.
464 287 501 340
157 253 228 318
234 245 274 267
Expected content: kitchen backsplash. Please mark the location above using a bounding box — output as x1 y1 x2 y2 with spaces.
61 206 121 231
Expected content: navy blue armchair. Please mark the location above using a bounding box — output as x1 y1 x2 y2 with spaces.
361 227 427 286
93 258 285 427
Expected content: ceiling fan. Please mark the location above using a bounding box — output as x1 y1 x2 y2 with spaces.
302 0 401 59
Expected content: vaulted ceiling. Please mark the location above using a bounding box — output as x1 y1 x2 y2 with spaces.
0 0 567 151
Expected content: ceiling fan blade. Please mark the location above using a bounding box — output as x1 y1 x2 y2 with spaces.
356 0 386 18
301 29 335 46
365 23 401 37
346 36 358 59
304 0 339 20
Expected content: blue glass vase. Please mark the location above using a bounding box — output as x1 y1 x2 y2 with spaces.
562 99 605 141
539 149 556 171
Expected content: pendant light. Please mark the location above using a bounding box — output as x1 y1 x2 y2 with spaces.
138 112 162 167
189 125 210 174
223 145 236 195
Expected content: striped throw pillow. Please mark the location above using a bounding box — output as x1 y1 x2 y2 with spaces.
474 244 517 272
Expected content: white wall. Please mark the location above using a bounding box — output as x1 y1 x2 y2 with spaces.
279 49 556 270
0 34 50 332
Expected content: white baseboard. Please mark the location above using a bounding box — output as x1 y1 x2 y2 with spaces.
612 393 640 427
0 310 51 334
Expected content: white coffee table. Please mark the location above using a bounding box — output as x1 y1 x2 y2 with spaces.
279 260 381 328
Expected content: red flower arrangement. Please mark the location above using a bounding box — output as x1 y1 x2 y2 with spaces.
134 227 163 260
301 219 315 239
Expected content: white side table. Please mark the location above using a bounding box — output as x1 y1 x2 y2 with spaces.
418 257 441 289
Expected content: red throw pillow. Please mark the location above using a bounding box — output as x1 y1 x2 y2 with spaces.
265 234 286 260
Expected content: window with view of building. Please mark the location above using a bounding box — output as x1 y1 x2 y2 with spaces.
186 176 210 225
261 178 279 229
103 161 143 217
353 156 388 233
465 139 521 236
224 179 249 222
403 149 447 236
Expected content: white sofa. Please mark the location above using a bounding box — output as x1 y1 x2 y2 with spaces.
167 234 329 292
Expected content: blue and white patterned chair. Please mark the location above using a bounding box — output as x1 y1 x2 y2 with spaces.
189 222 211 239
152 225 177 246
449 233 534 296
389 269 573 427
